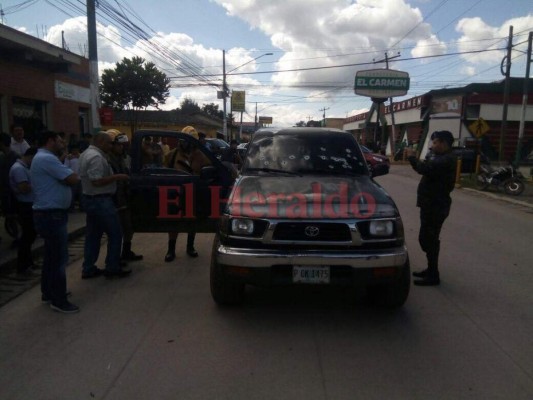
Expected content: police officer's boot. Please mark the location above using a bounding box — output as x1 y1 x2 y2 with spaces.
186 233 198 258
121 241 143 262
165 239 177 262
414 241 440 286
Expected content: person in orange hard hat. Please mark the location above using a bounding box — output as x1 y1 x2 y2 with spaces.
163 126 212 261
106 129 143 263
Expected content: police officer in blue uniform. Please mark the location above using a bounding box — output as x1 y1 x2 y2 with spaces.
406 130 456 286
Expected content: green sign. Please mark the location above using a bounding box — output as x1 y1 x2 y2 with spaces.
354 69 410 98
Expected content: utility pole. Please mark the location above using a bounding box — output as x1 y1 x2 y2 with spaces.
87 0 101 133
514 31 532 165
254 102 258 132
319 107 330 127
222 50 228 140
374 52 401 155
499 25 514 162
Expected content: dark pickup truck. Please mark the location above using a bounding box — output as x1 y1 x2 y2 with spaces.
128 130 234 233
129 128 410 309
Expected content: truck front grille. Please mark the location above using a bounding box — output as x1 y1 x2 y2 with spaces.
272 222 351 242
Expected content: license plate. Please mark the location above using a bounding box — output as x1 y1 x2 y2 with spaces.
292 266 330 284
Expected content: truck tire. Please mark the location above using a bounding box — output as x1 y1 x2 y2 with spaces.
210 236 245 305
367 260 410 308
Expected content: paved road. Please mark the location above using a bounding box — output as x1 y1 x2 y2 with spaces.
0 165 532 400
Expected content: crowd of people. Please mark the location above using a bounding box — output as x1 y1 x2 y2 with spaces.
0 124 244 314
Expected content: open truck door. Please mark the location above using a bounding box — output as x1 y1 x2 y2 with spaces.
128 130 234 233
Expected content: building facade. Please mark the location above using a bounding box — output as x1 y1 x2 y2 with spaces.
0 24 91 145
343 78 533 165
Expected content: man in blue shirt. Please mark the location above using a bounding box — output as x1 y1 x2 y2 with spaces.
31 131 80 314
9 147 38 275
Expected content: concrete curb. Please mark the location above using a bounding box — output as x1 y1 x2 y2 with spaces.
461 187 533 209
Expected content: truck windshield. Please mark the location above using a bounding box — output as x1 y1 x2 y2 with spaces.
243 133 367 176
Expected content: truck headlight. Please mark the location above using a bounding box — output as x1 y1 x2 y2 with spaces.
231 218 254 235
369 220 393 236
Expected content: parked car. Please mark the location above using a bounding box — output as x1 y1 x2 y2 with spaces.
206 138 229 160
360 145 391 174
210 127 410 308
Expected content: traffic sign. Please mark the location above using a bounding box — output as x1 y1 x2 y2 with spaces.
231 91 246 112
468 118 490 137
354 69 410 98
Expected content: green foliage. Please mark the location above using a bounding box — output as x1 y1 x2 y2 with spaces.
202 103 224 119
180 97 201 115
100 56 170 111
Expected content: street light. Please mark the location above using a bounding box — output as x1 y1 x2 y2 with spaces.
227 52 273 74
222 52 272 140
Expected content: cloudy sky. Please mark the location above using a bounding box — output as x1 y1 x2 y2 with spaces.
2 0 533 126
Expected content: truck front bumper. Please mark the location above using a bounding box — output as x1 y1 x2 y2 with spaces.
213 243 409 286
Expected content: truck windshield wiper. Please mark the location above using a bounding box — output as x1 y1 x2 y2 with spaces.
245 167 301 176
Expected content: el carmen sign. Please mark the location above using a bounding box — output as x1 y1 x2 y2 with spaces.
354 69 410 98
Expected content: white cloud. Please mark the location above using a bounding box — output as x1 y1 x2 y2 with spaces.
460 66 477 76
455 14 533 65
214 0 446 89
27 3 533 125
411 35 447 59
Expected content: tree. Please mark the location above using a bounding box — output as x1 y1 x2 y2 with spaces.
295 121 306 127
202 103 223 119
179 97 201 115
100 56 170 133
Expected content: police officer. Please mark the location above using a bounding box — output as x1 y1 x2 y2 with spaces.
406 130 456 286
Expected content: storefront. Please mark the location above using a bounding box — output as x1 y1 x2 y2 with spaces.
344 79 533 163
0 24 91 145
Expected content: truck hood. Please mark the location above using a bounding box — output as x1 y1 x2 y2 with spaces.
227 175 397 219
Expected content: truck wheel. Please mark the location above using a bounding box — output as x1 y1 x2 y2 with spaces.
503 178 524 196
210 236 245 305
367 260 411 308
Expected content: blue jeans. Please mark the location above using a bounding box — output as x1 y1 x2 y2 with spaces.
81 195 123 273
33 210 69 304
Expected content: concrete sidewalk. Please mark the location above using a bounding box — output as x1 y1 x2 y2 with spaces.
0 209 87 272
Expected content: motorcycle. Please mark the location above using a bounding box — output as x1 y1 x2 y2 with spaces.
477 163 525 196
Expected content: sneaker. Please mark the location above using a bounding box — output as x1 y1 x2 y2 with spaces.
50 301 80 314
42 291 72 304
82 267 104 279
104 269 132 279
